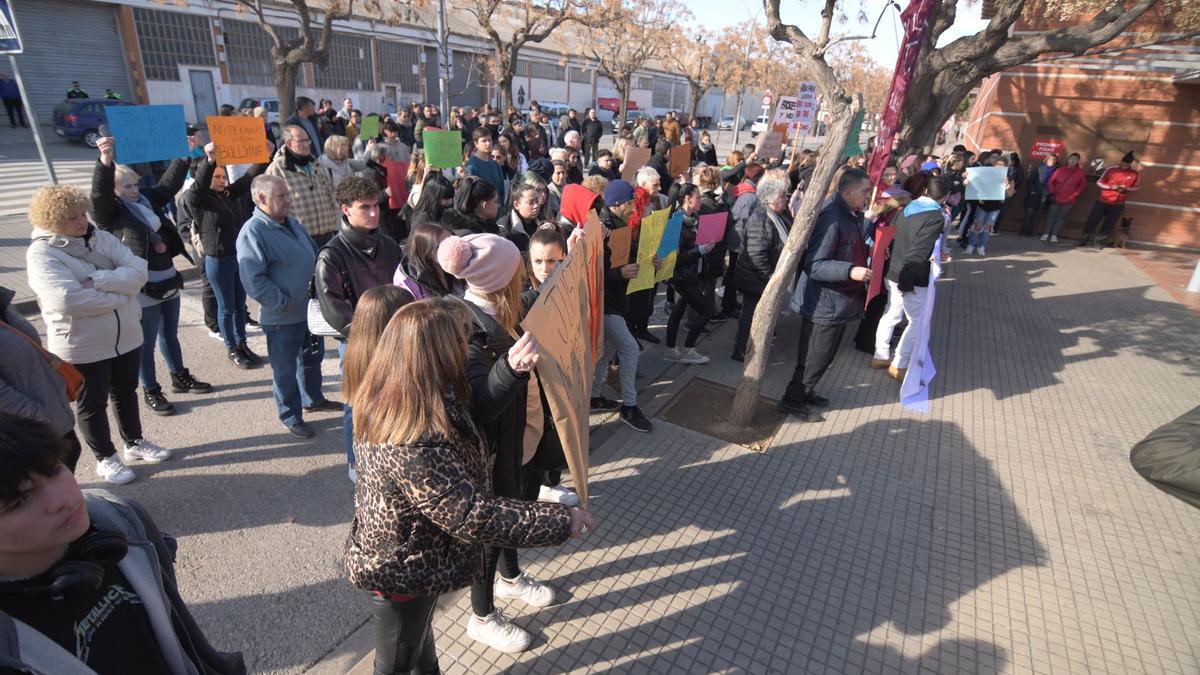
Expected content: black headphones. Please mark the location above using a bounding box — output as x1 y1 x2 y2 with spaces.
0 529 129 601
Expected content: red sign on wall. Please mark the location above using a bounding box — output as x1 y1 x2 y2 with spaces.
1030 138 1065 161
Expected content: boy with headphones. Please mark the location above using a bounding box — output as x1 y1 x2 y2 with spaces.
0 412 244 674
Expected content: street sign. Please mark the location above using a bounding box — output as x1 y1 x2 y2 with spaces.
517 85 526 106
0 0 23 54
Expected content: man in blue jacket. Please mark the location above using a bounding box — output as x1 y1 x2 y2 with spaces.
779 168 874 420
237 174 338 439
0 73 25 128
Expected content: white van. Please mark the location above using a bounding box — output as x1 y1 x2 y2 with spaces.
749 115 770 137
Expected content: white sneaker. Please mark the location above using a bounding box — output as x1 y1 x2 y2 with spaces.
96 456 136 485
495 572 557 607
678 347 710 365
208 330 222 340
538 484 580 506
663 347 683 362
1050 235 1058 243
467 610 532 653
1040 234 1049 242
977 246 987 256
124 439 172 463
965 245 975 255
348 466 357 483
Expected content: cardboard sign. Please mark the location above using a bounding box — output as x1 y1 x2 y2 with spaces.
755 130 785 163
669 143 692 179
965 166 1007 200
621 147 651 182
105 105 189 165
583 212 605 363
206 115 270 165
607 225 632 269
866 224 896 307
359 113 381 140
1030 138 1064 161
654 211 684 282
696 212 728 246
772 96 799 127
423 129 463 169
384 160 409 210
520 231 600 507
626 209 667 294
793 82 818 134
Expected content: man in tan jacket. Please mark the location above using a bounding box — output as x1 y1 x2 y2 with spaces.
266 125 340 246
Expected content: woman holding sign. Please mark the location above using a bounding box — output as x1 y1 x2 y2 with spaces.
91 136 212 418
663 184 718 365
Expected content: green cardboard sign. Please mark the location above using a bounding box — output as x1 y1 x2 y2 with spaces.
424 129 464 169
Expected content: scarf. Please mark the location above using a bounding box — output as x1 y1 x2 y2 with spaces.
284 147 313 170
122 197 166 253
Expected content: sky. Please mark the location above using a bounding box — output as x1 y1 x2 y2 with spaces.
686 0 990 68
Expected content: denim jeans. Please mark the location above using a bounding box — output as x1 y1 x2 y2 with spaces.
969 209 1000 249
205 255 248 350
338 341 354 467
138 295 184 390
262 322 326 427
592 314 639 406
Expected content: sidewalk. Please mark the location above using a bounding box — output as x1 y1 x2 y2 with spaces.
318 235 1200 674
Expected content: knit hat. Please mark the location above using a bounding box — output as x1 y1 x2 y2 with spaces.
1121 151 1136 164
604 179 635 207
920 160 940 172
528 158 554 183
437 233 521 295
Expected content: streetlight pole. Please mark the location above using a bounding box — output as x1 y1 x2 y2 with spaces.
436 0 450 114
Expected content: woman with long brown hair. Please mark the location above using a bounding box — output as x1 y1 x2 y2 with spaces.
340 285 413 481
345 297 592 675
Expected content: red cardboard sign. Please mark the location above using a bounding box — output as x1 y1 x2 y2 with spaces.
1030 139 1065 161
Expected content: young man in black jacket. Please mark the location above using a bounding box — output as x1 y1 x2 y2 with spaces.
581 108 604 165
780 168 874 420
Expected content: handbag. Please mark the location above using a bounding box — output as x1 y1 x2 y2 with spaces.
142 271 183 300
306 276 342 337
0 323 84 402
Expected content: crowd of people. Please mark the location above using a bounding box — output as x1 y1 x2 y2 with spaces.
0 92 1144 673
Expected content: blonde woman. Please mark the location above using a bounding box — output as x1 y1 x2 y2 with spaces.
26 182 172 485
318 134 369 189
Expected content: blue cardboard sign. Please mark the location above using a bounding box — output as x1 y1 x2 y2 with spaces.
0 0 23 55
656 210 684 260
105 105 190 165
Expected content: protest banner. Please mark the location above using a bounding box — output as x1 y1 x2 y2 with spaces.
359 114 381 140
521 231 599 507
626 209 667 294
423 129 463 169
793 82 818 135
1030 138 1064 161
965 166 1007 200
669 143 692 179
206 115 270 165
900 236 942 412
621 147 651 182
607 226 632 269
843 109 866 160
755 130 785 163
866 224 896 306
654 211 683 281
384 160 409 209
695 212 727 247
105 105 189 165
772 96 799 128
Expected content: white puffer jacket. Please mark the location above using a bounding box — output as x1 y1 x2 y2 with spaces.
26 226 147 365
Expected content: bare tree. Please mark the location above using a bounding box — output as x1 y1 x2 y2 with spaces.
585 0 686 131
665 29 720 121
459 0 587 114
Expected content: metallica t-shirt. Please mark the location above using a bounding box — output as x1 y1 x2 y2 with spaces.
0 560 172 674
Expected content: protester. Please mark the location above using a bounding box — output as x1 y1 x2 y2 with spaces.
408 172 456 230
0 72 25 128
966 157 1014 256
662 112 682 146
450 175 502 235
237 175 338 439
318 135 369 190
284 97 324 157
853 179 915 355
581 108 604 164
465 127 506 204
588 149 620 182
0 413 246 672
187 147 268 370
663 185 717 365
499 182 542 252
344 298 590 672
90 137 208 417
1078 151 1140 248
1020 153 1056 237
693 131 718 166
1042 152 1086 243
873 176 952 381
266 125 341 246
730 168 780 362
26 185 170 485
778 168 873 419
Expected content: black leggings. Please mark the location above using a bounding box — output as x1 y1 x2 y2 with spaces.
469 445 536 617
370 594 440 675
74 347 143 461
666 280 714 349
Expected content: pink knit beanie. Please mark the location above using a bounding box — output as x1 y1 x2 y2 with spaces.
437 233 521 295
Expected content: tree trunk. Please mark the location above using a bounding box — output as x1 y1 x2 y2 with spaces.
616 79 629 131
274 59 300 122
500 72 514 115
728 95 862 427
689 87 703 123
893 68 979 155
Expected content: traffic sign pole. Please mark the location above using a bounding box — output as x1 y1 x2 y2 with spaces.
8 55 53 184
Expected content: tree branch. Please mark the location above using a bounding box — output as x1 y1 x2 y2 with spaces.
237 0 284 48
989 0 1159 67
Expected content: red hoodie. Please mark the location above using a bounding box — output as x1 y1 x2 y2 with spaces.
559 183 599 228
1097 166 1139 205
1046 165 1086 204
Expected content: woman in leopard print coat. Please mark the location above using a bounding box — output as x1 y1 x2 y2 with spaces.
344 298 589 675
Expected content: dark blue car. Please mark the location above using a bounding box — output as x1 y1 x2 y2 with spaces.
52 98 134 147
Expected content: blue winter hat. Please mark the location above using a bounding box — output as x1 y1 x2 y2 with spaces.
604 179 635 207
920 160 940 172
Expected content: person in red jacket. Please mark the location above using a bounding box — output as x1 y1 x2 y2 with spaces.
1041 152 1086 243
1078 151 1139 248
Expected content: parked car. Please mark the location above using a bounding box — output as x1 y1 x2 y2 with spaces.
717 115 745 131
238 97 280 135
749 115 770 137
613 112 651 134
52 99 135 148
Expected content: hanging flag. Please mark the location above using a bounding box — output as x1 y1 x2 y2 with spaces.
900 235 943 412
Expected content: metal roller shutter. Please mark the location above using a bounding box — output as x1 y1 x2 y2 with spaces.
10 0 131 123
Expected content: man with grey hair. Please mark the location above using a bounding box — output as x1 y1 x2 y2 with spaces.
635 166 667 210
779 167 874 420
237 174 336 439
563 129 582 152
732 173 790 361
267 124 340 246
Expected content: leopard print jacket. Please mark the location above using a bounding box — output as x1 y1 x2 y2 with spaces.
344 397 573 597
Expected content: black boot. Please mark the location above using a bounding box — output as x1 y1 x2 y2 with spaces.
170 369 213 394
228 348 254 369
237 342 264 366
143 388 176 416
